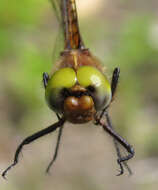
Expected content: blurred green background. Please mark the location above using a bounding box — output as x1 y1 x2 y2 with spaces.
0 0 158 189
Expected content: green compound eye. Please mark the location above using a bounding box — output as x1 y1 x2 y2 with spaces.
45 67 77 112
77 66 112 110
48 67 77 89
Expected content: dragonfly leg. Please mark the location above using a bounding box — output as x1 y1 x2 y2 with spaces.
97 113 134 176
56 113 61 120
2 117 66 179
46 123 64 174
109 67 132 175
95 67 133 175
43 72 49 88
105 112 132 175
111 67 120 99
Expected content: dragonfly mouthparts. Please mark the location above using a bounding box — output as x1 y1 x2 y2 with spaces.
61 86 90 98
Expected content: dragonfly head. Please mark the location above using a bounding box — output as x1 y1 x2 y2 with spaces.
45 66 112 123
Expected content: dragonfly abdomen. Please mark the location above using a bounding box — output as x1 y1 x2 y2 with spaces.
61 0 84 49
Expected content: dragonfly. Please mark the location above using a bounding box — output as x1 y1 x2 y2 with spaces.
2 0 134 178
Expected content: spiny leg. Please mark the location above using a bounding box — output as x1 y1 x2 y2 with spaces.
97 114 134 176
43 72 49 88
46 123 64 174
108 67 132 175
2 117 65 179
111 67 120 99
105 112 132 175
96 67 132 175
95 111 132 175
94 67 127 174
56 113 61 120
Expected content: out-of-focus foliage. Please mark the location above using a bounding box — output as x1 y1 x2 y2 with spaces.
0 0 158 190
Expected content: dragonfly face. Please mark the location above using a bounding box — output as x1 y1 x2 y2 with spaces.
45 49 112 123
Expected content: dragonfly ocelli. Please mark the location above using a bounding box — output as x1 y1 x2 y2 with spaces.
2 0 134 178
